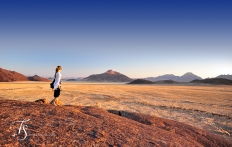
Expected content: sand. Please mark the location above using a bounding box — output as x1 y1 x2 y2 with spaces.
0 81 231 142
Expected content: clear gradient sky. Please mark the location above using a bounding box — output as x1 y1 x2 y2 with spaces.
1 0 232 78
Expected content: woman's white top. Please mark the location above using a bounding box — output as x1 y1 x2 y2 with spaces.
53 72 62 90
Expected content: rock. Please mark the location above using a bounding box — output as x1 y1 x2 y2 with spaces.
0 100 231 146
108 110 232 146
34 99 48 104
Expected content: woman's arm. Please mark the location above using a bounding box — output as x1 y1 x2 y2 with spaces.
57 73 61 87
53 72 61 90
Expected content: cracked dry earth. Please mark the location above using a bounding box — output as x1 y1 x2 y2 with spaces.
0 100 232 146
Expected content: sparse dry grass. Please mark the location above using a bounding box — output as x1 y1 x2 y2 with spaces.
0 82 232 142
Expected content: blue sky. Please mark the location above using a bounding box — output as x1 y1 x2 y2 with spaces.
1 0 232 78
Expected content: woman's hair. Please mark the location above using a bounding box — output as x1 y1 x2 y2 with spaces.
54 66 62 78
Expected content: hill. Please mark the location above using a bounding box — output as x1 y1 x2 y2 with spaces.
191 78 232 85
0 100 231 146
28 75 50 82
66 77 84 81
146 74 179 81
180 72 202 82
0 68 50 82
128 79 153 84
145 72 202 82
83 70 133 82
216 74 232 80
66 79 77 81
153 80 179 84
0 67 29 82
128 79 180 84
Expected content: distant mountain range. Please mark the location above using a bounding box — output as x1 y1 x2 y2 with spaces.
128 79 154 84
45 76 85 81
145 72 202 82
66 77 84 81
129 79 182 84
62 77 84 81
215 74 232 80
0 67 50 82
191 78 232 85
42 72 232 83
128 78 232 85
1 67 231 83
83 70 133 82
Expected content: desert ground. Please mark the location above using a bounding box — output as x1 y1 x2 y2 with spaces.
0 82 231 142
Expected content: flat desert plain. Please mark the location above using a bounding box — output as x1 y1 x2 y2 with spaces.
0 82 231 142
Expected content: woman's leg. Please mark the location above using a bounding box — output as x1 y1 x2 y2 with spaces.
50 98 57 106
53 88 61 106
55 98 60 106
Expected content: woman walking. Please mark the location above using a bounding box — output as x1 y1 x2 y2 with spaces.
50 66 62 106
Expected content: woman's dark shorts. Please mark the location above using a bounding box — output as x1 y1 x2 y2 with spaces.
54 88 61 97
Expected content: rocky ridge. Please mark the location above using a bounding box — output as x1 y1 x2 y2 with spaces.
0 99 231 146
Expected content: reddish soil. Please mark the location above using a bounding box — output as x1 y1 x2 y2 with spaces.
0 100 231 147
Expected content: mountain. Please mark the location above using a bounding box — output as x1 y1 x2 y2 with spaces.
0 67 29 82
145 72 202 82
66 77 84 81
83 70 133 82
0 67 50 82
62 77 77 80
128 79 153 84
191 78 232 85
180 72 202 82
76 77 84 81
66 79 77 81
216 74 232 80
153 80 179 84
128 79 179 84
28 75 50 82
62 77 84 81
146 74 179 81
